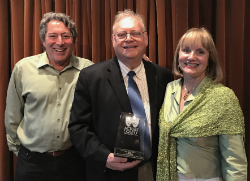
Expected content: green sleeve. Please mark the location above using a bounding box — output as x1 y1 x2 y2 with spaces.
219 134 247 181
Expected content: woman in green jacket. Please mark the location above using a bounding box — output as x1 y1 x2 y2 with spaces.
157 27 247 181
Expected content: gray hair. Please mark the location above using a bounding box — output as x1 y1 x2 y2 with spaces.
112 9 146 33
39 12 77 43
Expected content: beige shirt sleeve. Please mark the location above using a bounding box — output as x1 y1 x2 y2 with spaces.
5 64 24 155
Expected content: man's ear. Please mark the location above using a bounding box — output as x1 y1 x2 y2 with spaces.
42 41 46 48
111 34 115 42
111 34 116 47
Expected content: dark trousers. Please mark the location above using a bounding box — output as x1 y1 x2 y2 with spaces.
15 145 86 181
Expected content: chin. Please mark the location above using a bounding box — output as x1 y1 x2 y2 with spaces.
122 55 137 60
123 52 137 56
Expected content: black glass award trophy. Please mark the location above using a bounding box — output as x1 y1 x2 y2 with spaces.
114 112 144 160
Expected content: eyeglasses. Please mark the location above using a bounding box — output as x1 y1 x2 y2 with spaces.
114 30 146 40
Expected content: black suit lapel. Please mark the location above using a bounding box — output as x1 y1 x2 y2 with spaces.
144 60 157 133
107 57 132 112
107 58 158 132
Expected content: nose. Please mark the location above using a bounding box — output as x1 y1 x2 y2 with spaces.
188 51 195 59
125 33 133 41
56 36 64 46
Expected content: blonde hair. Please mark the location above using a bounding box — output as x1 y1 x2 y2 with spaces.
173 27 223 83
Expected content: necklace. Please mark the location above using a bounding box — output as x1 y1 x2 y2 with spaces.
182 77 205 100
183 86 195 100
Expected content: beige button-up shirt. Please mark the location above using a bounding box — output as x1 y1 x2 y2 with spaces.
5 52 93 155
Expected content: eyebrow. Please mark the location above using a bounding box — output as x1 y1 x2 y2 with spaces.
47 32 71 35
116 29 142 32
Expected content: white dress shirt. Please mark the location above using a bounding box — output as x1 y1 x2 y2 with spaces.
118 59 154 181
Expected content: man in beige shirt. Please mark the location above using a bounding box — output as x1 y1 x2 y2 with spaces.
5 12 93 181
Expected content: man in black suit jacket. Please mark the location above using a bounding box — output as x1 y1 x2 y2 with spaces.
68 9 173 181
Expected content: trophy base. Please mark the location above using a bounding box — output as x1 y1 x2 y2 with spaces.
114 148 144 160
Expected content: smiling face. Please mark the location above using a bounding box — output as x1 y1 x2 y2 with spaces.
178 40 209 80
112 17 148 69
42 20 74 69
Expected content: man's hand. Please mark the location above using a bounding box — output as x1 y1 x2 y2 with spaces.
143 54 152 62
106 153 141 171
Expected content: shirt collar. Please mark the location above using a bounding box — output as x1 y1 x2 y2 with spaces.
172 76 208 101
118 59 144 80
191 76 208 97
37 52 50 68
37 52 81 70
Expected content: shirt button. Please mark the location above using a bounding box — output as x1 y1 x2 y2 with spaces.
57 103 61 107
57 119 60 122
57 136 60 138
59 87 62 90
